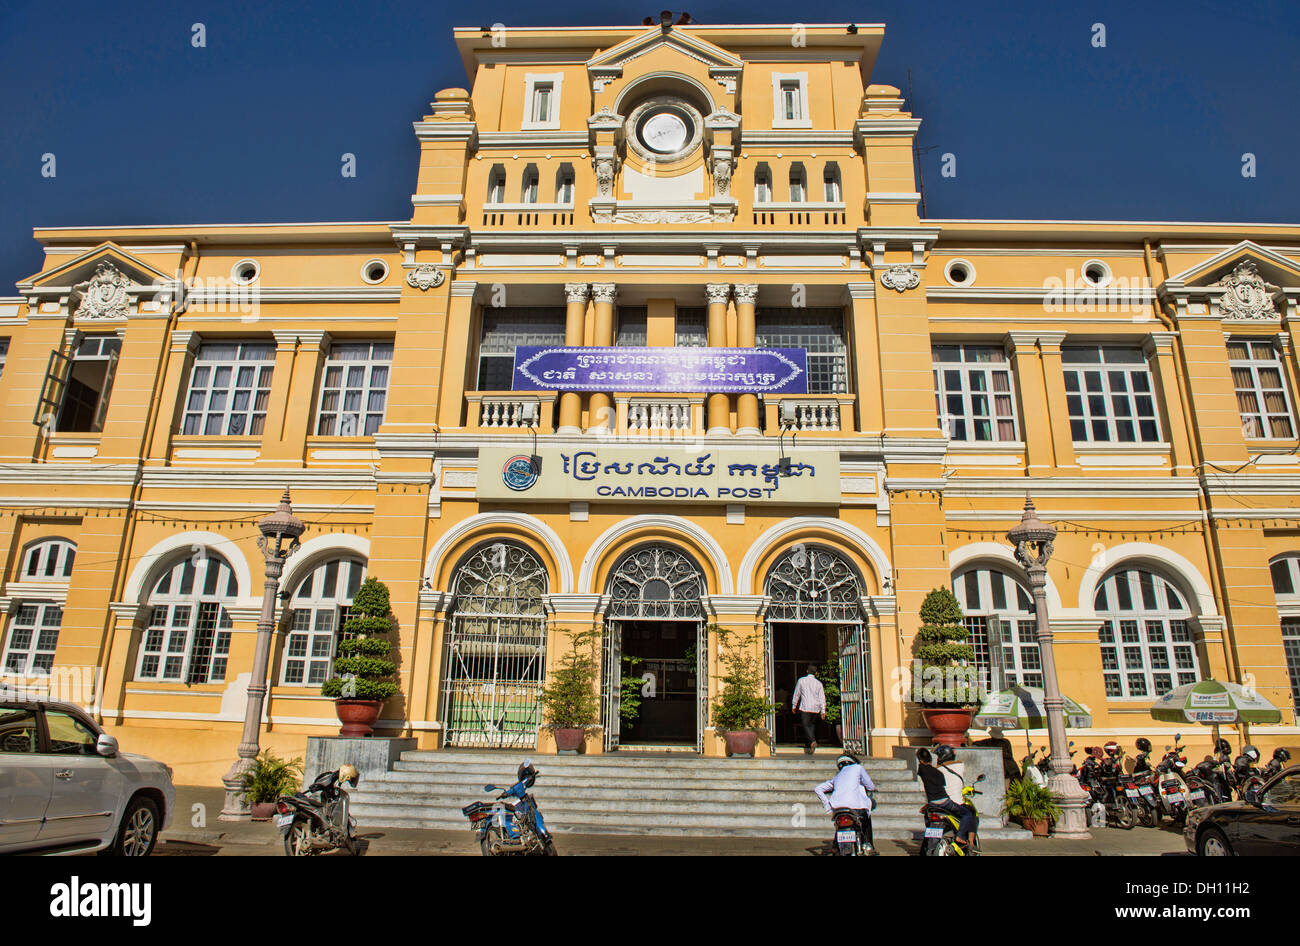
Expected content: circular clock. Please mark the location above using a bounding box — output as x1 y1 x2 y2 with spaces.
625 96 703 163
640 110 689 154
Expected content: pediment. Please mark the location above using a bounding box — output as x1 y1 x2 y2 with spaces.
1166 240 1300 289
20 242 173 293
587 27 743 90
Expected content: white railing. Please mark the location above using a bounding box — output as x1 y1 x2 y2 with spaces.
782 398 844 431
627 398 694 435
475 396 540 429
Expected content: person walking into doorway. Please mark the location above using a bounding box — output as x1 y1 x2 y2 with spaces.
791 664 826 754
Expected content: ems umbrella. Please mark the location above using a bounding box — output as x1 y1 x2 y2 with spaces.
973 685 1093 731
1148 679 1282 726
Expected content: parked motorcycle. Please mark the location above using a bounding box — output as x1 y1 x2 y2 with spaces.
276 765 361 856
1262 747 1291 782
1232 745 1265 801
1098 742 1136 829
1128 738 1161 827
830 806 876 856
920 771 984 857
1154 734 1201 825
461 759 557 856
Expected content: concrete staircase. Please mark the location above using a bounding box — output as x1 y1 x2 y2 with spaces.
348 749 1029 840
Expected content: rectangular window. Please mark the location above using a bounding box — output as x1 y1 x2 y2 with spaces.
487 172 506 204
789 169 805 203
52 335 121 433
532 83 552 124
521 171 539 204
556 169 574 205
476 308 566 391
1284 618 1300 711
932 344 1019 442
1227 339 1295 439
615 307 648 347
181 341 275 436
1062 346 1161 443
137 602 231 683
781 81 801 121
315 340 393 437
0 338 8 381
675 307 708 348
756 308 848 394
2 603 62 676
823 167 841 202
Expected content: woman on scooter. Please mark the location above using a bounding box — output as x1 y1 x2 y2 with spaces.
917 746 979 847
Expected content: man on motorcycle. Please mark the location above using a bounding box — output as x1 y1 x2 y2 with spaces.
815 751 877 854
917 746 978 847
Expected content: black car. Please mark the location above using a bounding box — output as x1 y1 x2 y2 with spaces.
1185 765 1300 855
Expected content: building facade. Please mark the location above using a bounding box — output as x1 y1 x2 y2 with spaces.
2 22 1299 783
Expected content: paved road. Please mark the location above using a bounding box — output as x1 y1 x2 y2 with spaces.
160 787 1190 857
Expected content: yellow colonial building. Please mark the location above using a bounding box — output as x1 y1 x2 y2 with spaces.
2 20 1299 783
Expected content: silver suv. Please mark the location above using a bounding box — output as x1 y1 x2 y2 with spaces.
0 691 175 855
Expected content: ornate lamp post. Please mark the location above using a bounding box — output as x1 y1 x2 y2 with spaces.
220 489 305 820
1007 496 1090 838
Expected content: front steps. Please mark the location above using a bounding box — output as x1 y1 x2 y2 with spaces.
348 750 1030 841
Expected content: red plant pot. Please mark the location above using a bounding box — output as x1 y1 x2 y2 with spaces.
1023 816 1050 838
723 730 758 757
553 728 585 753
335 699 383 737
250 802 277 821
921 707 973 747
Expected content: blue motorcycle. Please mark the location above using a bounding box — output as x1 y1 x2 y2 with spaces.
461 759 557 856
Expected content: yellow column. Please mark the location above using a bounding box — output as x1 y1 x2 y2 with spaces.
1146 332 1193 474
435 280 476 429
1036 332 1078 470
558 283 588 433
587 283 616 433
1007 332 1052 474
734 284 760 435
263 330 329 462
705 283 732 435
146 329 200 461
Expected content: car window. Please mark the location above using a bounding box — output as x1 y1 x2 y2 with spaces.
43 710 97 755
0 707 39 753
1264 773 1300 808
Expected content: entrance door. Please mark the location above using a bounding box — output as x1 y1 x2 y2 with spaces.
617 621 700 746
772 622 838 747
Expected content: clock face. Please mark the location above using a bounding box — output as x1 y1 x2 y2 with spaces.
640 110 690 155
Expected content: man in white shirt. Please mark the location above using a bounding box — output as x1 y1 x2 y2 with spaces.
815 752 877 853
791 664 826 754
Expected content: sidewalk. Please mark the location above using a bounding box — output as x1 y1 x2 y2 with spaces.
162 786 1188 857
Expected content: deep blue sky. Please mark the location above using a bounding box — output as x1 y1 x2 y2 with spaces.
2 0 1297 287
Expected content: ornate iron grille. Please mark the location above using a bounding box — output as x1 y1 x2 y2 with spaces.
606 545 705 620
451 542 547 616
764 545 864 623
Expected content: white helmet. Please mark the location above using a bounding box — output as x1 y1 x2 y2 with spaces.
339 763 359 786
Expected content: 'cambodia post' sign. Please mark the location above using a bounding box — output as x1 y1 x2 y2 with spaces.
510 346 808 394
477 446 843 506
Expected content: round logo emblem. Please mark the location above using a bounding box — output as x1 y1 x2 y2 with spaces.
503 455 538 492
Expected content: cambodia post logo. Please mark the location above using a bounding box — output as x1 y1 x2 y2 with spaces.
503 455 539 491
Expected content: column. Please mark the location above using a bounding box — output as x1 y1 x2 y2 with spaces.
1036 332 1078 470
558 283 588 433
1006 332 1052 473
436 280 478 429
587 283 616 433
705 283 732 435
1145 332 1193 474
734 284 760 435
146 330 200 461
847 284 883 435
263 330 330 462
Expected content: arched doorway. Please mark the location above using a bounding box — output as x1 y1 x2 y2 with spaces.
441 541 548 747
602 544 707 751
763 545 869 753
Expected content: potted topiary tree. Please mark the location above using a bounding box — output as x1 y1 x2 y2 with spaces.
1002 778 1062 837
913 586 978 747
240 749 303 820
539 629 600 753
321 576 399 737
711 628 777 758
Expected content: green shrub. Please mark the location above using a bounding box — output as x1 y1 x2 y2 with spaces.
711 628 776 733
321 576 399 705
818 654 842 726
1001 778 1062 823
540 630 600 729
241 749 303 804
913 587 979 707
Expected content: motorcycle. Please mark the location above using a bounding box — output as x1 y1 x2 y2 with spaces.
1261 747 1291 782
1232 745 1265 801
276 766 361 856
920 772 984 857
1128 738 1161 827
1154 734 1203 825
830 805 876 856
1020 744 1050 788
1097 742 1136 829
461 759 557 856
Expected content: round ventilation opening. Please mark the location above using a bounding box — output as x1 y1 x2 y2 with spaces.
362 259 389 284
231 259 260 284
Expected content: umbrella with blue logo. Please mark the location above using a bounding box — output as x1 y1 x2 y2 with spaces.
1149 679 1282 725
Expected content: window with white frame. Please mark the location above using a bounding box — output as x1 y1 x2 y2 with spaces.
486 166 506 204
756 308 848 394
823 164 841 202
1062 346 1161 444
1272 554 1300 596
181 341 275 436
281 557 366 686
1283 618 1300 711
315 340 392 437
555 165 574 205
521 166 539 204
2 602 63 676
1227 338 1295 439
1095 567 1199 699
788 164 806 202
754 164 772 203
952 566 1042 690
772 74 809 126
932 344 1019 442
20 539 76 580
476 307 565 391
522 74 563 130
136 553 238 684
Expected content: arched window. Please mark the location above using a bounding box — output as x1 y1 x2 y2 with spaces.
607 544 705 619
952 566 1042 689
280 557 366 686
754 163 772 203
788 163 806 202
1095 567 1198 698
20 539 76 580
137 552 238 683
764 544 864 623
521 165 539 204
555 164 574 205
1271 554 1300 596
823 163 841 202
486 165 506 204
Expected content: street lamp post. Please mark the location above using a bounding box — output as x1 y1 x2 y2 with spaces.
220 488 305 821
1007 495 1090 838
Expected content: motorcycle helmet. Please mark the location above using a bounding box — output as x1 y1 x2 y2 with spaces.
517 758 538 784
1274 747 1291 763
1214 737 1231 756
1242 745 1260 764
1103 741 1120 756
935 745 956 765
836 752 860 770
338 763 360 787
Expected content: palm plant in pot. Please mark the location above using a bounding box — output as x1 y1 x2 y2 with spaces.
912 586 978 747
320 577 399 736
711 628 776 758
240 749 303 820
1002 778 1062 837
539 629 600 753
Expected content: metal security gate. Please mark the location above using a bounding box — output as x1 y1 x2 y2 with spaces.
837 624 869 754
440 542 548 748
601 622 622 752
695 619 708 754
